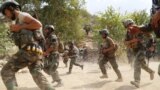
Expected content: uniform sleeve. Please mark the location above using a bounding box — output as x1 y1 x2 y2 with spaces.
139 24 153 33
107 37 115 46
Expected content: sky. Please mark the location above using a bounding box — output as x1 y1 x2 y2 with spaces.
85 0 152 15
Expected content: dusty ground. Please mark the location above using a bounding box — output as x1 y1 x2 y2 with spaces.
0 60 160 90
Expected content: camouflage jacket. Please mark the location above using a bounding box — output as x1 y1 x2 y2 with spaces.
68 46 79 58
45 33 59 54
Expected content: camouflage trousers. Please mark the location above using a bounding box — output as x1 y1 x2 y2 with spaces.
63 58 69 67
133 50 154 83
99 55 122 79
43 53 61 82
158 64 160 76
69 57 82 73
1 50 55 90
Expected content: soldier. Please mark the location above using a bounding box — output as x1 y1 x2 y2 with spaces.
123 19 155 88
98 29 123 82
138 0 160 76
0 1 55 90
67 41 83 74
122 19 136 68
43 25 62 86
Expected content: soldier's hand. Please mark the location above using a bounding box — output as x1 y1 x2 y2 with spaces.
43 52 49 57
151 11 160 28
102 49 108 54
148 47 155 52
10 24 22 32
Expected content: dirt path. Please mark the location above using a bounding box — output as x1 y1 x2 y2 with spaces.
0 60 160 90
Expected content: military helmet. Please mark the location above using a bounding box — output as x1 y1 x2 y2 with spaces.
153 0 160 6
68 41 74 46
0 1 21 15
99 29 109 36
122 19 135 28
44 25 55 31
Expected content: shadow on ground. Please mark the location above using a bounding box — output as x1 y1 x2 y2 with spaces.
18 87 40 90
115 83 151 90
72 80 111 89
86 70 99 74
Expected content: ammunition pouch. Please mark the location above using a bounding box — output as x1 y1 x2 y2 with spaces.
11 29 45 50
22 43 43 55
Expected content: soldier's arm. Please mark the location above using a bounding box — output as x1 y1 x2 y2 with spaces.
10 14 42 32
151 10 160 28
44 36 58 55
103 37 115 53
21 14 42 30
139 24 153 33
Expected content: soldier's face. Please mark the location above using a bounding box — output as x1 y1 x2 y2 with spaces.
126 24 132 29
69 44 73 49
44 29 49 35
102 33 106 38
4 9 16 20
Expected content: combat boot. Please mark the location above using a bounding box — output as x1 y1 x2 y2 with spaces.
55 80 63 87
81 65 84 70
115 78 123 82
100 74 108 79
130 81 140 88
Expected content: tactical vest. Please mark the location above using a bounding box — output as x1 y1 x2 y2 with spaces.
45 34 59 53
11 29 44 49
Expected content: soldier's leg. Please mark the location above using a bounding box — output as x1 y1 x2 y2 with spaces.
109 57 122 81
68 59 75 73
98 56 108 78
141 59 155 80
28 60 55 90
63 59 68 67
134 52 142 83
43 59 50 75
1 56 27 90
158 64 160 76
72 58 83 69
131 51 143 88
50 65 61 83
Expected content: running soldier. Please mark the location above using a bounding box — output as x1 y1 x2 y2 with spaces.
123 19 135 68
123 19 155 88
67 41 83 74
43 25 62 86
98 29 123 82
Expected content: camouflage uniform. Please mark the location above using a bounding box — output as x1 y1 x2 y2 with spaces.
62 51 69 67
43 33 61 84
125 30 135 67
129 32 155 87
1 30 54 90
139 0 160 77
99 37 122 80
68 45 83 74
